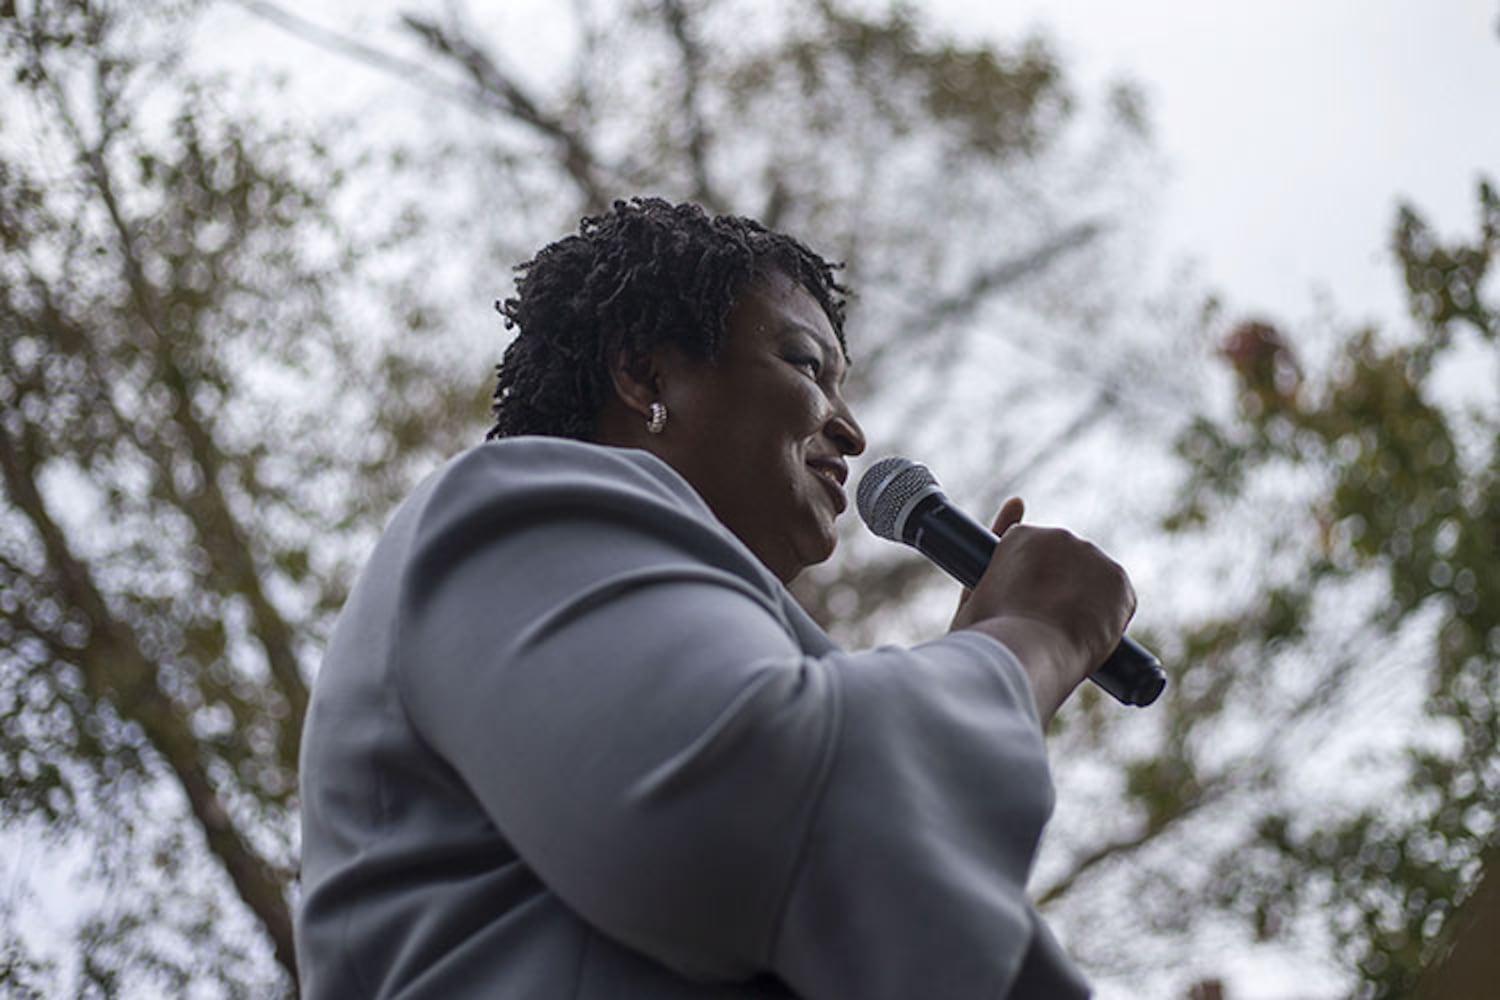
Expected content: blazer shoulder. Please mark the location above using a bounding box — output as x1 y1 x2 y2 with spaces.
424 436 712 521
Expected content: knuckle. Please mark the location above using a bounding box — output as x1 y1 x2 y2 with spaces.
1038 526 1074 546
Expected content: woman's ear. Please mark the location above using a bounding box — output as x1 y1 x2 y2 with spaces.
607 348 660 421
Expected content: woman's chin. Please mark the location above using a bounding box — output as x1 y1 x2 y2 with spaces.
797 533 840 577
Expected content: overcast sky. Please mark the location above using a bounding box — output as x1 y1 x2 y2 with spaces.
931 0 1500 332
220 0 1500 333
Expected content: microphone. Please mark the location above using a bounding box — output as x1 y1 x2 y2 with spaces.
856 457 1166 707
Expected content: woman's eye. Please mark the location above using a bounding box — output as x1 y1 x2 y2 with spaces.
788 355 821 377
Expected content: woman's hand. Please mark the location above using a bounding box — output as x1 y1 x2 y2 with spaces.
949 498 1136 726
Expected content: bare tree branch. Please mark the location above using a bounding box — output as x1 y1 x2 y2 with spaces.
659 0 723 211
925 219 1107 327
1035 786 1216 908
54 75 310 757
9 62 307 987
0 418 299 988
1415 839 1500 1000
856 218 1107 385
221 0 478 108
400 13 613 212
223 0 615 211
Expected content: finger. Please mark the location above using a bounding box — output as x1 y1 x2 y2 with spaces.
990 496 1025 537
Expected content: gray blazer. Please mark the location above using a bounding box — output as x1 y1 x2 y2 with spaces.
295 437 1089 998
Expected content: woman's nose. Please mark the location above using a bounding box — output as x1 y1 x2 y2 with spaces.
826 400 866 456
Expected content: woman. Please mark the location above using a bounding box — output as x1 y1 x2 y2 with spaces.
295 198 1135 998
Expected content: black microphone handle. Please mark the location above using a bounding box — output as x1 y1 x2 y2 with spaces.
904 497 1166 708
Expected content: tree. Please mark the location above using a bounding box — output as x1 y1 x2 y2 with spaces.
5 0 1162 993
1145 179 1499 997
0 0 471 993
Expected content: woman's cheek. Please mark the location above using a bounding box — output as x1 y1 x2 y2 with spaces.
793 382 832 428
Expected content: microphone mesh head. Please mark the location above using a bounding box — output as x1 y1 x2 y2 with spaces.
857 457 938 542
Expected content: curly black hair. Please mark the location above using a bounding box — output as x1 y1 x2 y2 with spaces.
487 197 849 441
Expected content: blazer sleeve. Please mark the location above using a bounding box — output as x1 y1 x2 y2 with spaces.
394 440 1070 999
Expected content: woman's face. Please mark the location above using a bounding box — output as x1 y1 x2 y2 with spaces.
655 270 866 583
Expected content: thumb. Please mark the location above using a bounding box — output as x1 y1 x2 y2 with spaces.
990 496 1025 538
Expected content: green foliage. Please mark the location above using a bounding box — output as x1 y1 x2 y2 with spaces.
1161 178 1500 996
1 0 468 993
0 930 57 1000
770 0 1070 157
1396 180 1499 344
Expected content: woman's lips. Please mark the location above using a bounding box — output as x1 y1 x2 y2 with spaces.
808 463 848 513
